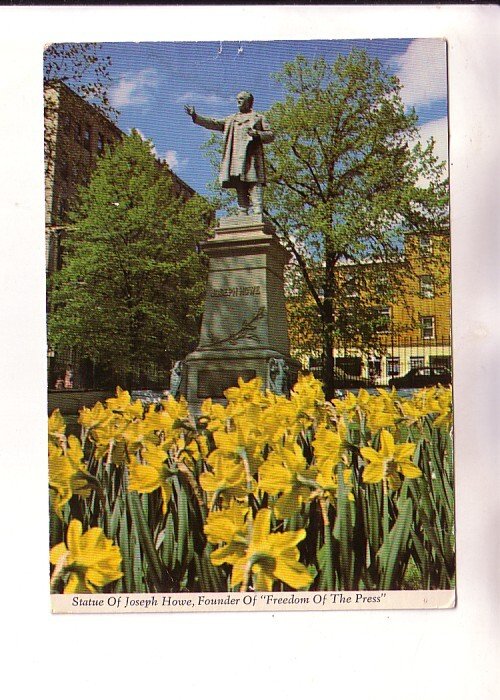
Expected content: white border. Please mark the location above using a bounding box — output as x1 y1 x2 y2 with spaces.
1 5 499 699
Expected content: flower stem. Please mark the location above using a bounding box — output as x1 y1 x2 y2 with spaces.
319 496 334 590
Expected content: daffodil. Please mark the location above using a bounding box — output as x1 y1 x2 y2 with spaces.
50 520 122 593
49 436 93 517
332 391 358 419
200 452 250 502
290 373 327 426
91 413 129 461
78 401 109 431
365 393 400 432
260 396 301 444
259 442 316 519
311 424 352 499
224 376 267 407
128 443 174 514
205 501 249 565
227 509 313 591
48 409 66 446
199 398 228 432
360 429 421 490
106 387 144 420
432 386 453 429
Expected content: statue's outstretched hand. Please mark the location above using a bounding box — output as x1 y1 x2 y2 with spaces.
184 105 196 118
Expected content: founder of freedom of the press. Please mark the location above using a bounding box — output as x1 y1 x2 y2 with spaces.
185 91 274 215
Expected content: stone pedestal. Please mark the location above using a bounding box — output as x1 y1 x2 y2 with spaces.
183 214 301 413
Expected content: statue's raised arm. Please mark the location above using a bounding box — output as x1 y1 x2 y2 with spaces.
185 90 274 216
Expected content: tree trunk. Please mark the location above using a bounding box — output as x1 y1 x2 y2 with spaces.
322 293 336 400
323 329 335 401
322 250 336 401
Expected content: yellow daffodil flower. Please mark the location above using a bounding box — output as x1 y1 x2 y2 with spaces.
365 394 400 432
50 519 122 593
228 509 313 591
259 442 315 519
78 401 109 431
200 452 250 502
48 409 66 446
361 429 421 490
310 425 350 497
332 391 358 418
199 398 228 432
224 376 267 407
128 444 173 514
49 436 93 517
290 373 327 426
205 501 249 566
432 386 453 429
260 397 301 444
106 387 144 420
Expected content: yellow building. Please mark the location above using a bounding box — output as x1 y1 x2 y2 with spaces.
288 231 451 385
332 232 451 384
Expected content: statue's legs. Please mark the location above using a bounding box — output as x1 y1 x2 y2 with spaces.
236 185 250 213
236 183 263 215
249 184 263 215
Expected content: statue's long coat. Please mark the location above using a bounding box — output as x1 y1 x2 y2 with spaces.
193 110 274 187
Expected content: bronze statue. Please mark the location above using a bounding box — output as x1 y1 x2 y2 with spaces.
185 91 274 215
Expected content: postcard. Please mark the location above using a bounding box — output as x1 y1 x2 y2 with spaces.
46 38 455 613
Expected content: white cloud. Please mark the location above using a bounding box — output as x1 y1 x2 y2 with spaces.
416 116 449 166
176 91 233 107
110 68 159 108
392 39 448 109
162 148 189 172
164 149 179 169
411 116 449 187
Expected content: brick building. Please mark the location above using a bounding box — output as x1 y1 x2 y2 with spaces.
45 80 196 388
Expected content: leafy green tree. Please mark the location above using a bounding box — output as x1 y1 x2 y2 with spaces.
48 131 212 388
262 51 449 396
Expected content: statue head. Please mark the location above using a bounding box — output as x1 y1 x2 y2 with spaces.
236 91 254 113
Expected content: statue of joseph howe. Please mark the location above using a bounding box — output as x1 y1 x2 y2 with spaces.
185 91 274 215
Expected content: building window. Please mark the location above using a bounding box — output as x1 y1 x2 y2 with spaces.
377 306 391 332
74 123 82 143
60 153 69 181
83 126 91 151
97 133 104 155
387 357 400 377
410 356 425 369
336 357 362 377
419 235 433 256
420 275 435 298
62 113 71 135
421 316 435 340
430 355 451 370
58 197 68 221
344 273 358 298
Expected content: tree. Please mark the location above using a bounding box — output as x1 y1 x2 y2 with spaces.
48 131 212 388
44 43 117 118
262 51 449 398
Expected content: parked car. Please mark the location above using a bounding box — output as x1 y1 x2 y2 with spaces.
388 366 451 389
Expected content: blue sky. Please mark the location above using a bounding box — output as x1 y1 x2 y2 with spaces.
96 39 448 196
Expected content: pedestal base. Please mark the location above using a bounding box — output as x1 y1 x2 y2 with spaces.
183 347 301 414
182 214 302 414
